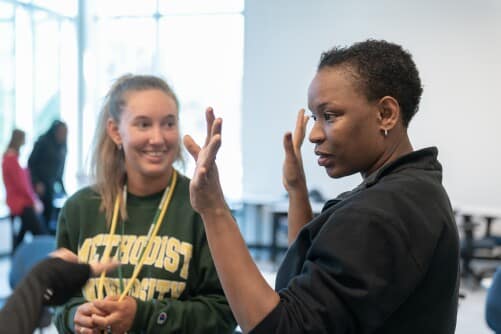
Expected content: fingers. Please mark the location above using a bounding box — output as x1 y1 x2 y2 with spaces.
283 132 294 154
74 302 107 334
92 299 117 314
91 313 118 329
293 108 309 154
204 107 215 146
89 259 120 276
50 248 78 262
183 135 201 160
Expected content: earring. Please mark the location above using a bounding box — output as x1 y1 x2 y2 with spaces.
117 144 122 150
383 129 388 137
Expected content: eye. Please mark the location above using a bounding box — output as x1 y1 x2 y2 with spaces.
162 116 177 128
135 119 151 129
323 111 339 122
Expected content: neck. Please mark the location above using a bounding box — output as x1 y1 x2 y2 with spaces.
362 132 413 179
6 148 19 155
126 168 174 196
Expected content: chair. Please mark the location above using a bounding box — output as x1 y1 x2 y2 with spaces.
9 235 56 332
486 267 501 333
459 212 501 286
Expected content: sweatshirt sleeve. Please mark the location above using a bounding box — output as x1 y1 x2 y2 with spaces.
131 218 236 334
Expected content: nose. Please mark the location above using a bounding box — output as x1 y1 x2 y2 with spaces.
309 120 325 144
149 125 164 145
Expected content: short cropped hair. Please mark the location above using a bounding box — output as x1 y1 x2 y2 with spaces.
318 39 423 127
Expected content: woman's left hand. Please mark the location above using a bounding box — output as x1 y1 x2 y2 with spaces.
92 296 137 334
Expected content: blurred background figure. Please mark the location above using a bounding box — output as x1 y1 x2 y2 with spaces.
28 120 68 232
2 129 47 252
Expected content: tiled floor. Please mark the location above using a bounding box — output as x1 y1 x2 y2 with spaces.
0 219 496 334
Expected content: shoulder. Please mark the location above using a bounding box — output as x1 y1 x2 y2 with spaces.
62 186 101 211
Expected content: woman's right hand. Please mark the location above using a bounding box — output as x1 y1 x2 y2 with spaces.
183 107 227 216
282 109 309 193
74 302 105 334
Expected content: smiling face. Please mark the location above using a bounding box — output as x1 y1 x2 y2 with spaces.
108 89 180 188
308 66 387 178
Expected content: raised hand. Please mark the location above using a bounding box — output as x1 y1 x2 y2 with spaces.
282 109 309 193
183 107 227 216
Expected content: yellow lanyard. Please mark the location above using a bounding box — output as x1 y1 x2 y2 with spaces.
97 170 178 301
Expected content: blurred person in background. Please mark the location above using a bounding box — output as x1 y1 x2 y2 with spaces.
28 120 68 231
2 128 47 251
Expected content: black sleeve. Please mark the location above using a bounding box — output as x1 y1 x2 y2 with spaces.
250 209 423 334
0 258 90 334
27 140 43 184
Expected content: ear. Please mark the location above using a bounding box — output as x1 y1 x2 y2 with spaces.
377 96 400 133
106 118 122 146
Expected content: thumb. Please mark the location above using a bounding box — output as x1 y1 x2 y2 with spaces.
183 135 201 160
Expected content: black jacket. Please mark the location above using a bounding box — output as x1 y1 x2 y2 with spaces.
28 127 66 194
0 258 90 334
252 147 459 334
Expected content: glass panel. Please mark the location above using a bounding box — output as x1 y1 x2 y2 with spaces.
15 6 34 157
0 10 15 170
60 20 78 193
159 0 244 14
32 0 78 17
158 14 244 198
0 1 14 19
92 0 157 17
33 11 61 136
83 17 157 173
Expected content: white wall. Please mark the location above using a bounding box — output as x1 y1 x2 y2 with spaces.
241 0 501 210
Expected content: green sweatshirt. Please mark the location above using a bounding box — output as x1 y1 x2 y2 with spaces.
54 173 236 333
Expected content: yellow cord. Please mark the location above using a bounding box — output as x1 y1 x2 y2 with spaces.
119 170 177 301
97 191 122 300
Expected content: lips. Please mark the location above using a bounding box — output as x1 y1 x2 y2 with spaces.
143 150 167 163
315 150 334 167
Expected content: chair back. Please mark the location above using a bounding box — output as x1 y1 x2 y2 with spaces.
9 235 56 288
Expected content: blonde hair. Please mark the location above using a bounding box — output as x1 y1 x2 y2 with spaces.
91 74 182 223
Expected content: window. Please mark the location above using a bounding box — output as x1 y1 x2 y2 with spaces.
85 0 244 199
0 0 78 201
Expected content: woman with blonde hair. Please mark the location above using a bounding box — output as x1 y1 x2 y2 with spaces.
54 74 235 334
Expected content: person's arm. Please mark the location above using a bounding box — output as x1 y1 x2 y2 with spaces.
92 215 236 333
184 108 280 333
282 109 313 244
53 205 87 333
27 139 44 187
0 258 90 334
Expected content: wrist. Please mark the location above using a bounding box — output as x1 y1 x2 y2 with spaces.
199 205 232 222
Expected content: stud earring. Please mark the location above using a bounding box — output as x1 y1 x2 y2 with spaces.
383 129 388 137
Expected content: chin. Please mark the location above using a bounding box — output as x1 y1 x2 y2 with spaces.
326 167 353 179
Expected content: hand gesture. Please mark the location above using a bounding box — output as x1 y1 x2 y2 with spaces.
50 248 119 276
92 296 137 334
74 302 105 334
183 107 227 216
282 109 309 193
